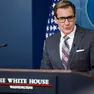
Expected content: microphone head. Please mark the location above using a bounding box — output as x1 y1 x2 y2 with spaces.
0 44 8 48
3 44 8 47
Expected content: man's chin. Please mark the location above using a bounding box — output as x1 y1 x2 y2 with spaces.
63 30 72 35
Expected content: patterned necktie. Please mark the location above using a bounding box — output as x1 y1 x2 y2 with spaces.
62 35 70 70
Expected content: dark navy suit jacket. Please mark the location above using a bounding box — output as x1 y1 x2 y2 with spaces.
40 25 94 74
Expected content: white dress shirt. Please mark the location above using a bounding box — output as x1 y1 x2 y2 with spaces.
59 25 76 60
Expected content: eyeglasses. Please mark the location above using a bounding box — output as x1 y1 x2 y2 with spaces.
57 16 75 23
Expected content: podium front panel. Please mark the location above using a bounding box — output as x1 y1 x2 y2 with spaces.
0 69 94 94
0 71 56 94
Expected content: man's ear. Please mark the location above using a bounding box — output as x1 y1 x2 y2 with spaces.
54 16 58 24
74 14 76 22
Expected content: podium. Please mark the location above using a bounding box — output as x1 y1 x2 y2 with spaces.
0 69 94 94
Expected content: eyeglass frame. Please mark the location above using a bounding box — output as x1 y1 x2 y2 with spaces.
56 15 75 23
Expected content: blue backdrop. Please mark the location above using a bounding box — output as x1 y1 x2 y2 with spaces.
0 0 32 69
0 0 94 69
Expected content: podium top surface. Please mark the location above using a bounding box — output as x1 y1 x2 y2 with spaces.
0 68 93 78
0 68 71 72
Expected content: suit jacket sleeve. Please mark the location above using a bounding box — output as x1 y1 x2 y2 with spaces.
89 35 94 75
40 40 53 69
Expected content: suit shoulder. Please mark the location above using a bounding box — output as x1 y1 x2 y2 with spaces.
78 26 94 34
46 32 60 41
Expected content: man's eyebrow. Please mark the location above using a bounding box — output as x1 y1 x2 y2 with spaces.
58 15 74 18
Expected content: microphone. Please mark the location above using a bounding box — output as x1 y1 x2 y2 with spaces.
0 44 8 48
72 44 76 48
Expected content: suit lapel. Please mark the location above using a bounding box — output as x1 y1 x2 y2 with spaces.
54 32 65 69
67 26 85 69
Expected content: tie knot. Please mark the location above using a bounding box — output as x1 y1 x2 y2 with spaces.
63 35 70 41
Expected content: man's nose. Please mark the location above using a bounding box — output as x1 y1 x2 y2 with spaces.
64 19 70 25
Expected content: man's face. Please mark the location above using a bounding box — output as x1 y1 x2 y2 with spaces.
55 6 76 35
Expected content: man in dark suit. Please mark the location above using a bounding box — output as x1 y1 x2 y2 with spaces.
40 0 94 74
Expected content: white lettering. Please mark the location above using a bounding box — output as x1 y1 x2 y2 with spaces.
9 86 33 89
0 78 6 83
8 78 27 84
29 79 49 84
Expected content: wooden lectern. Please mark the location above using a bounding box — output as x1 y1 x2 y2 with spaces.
0 69 93 94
